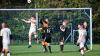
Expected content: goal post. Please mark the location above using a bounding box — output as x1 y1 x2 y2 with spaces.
0 8 92 50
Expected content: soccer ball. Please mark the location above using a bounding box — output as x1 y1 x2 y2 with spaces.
27 0 31 3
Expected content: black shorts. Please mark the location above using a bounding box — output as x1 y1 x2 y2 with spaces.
42 33 46 39
59 32 65 41
45 33 52 43
0 36 2 52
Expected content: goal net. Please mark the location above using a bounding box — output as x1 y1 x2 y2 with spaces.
0 8 92 50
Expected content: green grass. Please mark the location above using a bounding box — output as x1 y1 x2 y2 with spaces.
1 44 100 56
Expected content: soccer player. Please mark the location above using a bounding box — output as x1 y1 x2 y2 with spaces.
38 18 52 53
83 22 89 51
59 19 68 52
77 23 87 56
0 22 11 56
22 16 38 48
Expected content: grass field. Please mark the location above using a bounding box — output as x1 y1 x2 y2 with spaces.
1 44 100 56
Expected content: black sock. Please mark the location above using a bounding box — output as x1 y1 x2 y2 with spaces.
43 45 48 52
60 45 64 52
48 46 52 53
85 45 89 50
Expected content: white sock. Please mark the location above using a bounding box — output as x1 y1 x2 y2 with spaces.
29 41 31 45
1 53 4 56
34 35 37 38
7 53 10 56
81 50 84 55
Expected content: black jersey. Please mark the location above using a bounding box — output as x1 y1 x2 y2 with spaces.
59 25 68 41
42 27 52 43
40 20 52 43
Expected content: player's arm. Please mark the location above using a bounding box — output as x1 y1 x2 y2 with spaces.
37 27 42 30
21 19 31 23
60 25 65 32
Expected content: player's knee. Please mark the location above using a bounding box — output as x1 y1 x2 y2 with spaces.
29 33 32 37
80 47 84 50
48 43 50 46
2 50 5 53
33 32 37 35
60 42 64 45
34 34 37 38
6 51 10 53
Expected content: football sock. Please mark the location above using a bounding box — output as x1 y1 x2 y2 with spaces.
60 45 64 52
43 45 48 52
29 41 31 45
48 46 52 53
1 53 4 56
7 51 10 56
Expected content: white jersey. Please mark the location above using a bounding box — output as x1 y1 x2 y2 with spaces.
29 19 37 34
0 28 11 44
30 19 36 28
78 29 87 43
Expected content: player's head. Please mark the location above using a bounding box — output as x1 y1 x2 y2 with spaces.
83 21 87 28
1 22 8 28
31 16 36 20
45 18 48 22
78 23 84 29
62 19 68 26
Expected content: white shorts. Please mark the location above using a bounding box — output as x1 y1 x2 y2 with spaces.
79 42 85 49
3 42 9 49
77 40 85 48
29 27 36 35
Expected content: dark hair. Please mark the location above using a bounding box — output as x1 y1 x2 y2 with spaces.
32 15 36 18
78 23 85 28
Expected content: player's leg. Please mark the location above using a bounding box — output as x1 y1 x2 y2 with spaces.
48 43 52 53
33 31 38 43
46 35 52 53
5 49 10 56
1 49 5 56
1 42 6 56
5 43 10 56
80 42 85 56
84 36 89 51
28 32 32 48
60 41 64 52
1 43 10 56
42 41 48 53
41 33 48 53
59 37 64 52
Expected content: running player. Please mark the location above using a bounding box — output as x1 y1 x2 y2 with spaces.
22 16 38 48
38 18 52 53
77 23 87 56
59 19 68 52
0 22 11 56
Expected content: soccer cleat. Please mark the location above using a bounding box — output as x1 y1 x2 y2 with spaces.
85 50 90 53
28 45 32 48
80 54 84 56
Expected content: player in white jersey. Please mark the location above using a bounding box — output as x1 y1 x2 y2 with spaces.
77 23 87 56
22 16 38 48
0 22 11 56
